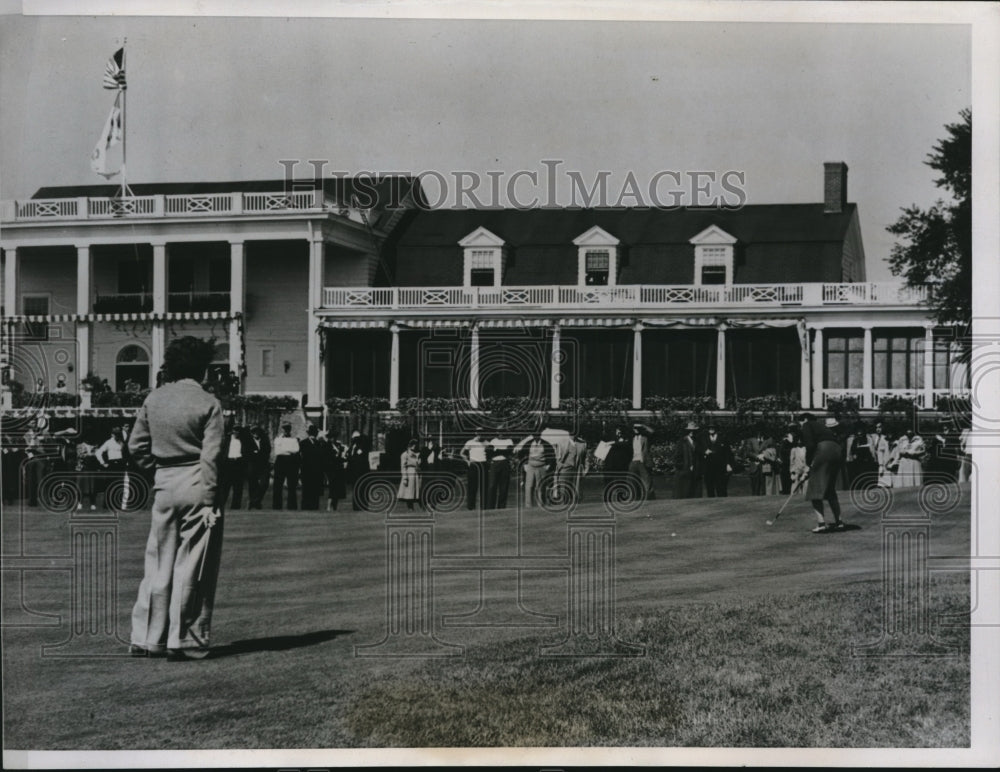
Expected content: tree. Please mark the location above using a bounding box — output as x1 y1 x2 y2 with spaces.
887 108 971 328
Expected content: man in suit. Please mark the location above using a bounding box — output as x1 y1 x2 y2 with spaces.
555 432 588 505
246 425 271 509
673 421 701 499
298 423 327 510
868 420 891 480
219 423 249 509
740 426 773 495
628 423 654 500
701 426 733 497
515 431 556 509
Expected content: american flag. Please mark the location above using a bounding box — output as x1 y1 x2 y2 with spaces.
102 47 126 90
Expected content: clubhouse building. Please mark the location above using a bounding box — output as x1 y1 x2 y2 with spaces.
0 163 970 418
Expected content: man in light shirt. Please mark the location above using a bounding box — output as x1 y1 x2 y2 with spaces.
461 430 490 510
272 422 301 510
220 423 248 509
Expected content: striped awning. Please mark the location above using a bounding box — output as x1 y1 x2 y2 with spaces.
478 318 553 329
557 317 634 328
396 319 473 329
642 317 721 328
1 311 239 325
0 407 141 418
318 319 389 329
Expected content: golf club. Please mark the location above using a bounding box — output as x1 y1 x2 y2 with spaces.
766 477 805 525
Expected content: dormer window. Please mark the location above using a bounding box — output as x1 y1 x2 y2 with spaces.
459 227 506 287
573 226 620 286
689 225 737 286
585 250 610 285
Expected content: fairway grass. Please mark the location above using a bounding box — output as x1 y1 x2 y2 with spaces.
346 575 969 748
2 485 972 749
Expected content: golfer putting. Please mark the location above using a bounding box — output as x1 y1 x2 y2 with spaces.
765 475 806 526
795 413 846 533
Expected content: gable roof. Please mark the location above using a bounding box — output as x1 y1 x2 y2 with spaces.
395 204 857 247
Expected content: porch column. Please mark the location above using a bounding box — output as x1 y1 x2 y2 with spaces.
550 324 561 410
76 245 92 384
469 324 480 409
800 324 811 409
150 243 167 377
923 324 935 410
811 325 825 409
2 246 18 382
306 238 323 407
228 241 245 384
715 325 726 409
389 324 400 408
632 323 643 410
862 325 873 410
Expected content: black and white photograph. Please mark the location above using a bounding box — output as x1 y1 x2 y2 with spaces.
1 1 998 768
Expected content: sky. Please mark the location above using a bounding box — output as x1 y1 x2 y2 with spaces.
0 8 973 281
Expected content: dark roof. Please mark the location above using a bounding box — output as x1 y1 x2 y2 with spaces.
32 176 423 212
396 203 857 246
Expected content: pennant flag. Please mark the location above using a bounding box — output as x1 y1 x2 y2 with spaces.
90 91 123 178
102 47 126 90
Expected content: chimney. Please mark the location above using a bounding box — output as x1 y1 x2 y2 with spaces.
823 162 848 213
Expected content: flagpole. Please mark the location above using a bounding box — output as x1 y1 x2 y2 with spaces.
120 39 129 198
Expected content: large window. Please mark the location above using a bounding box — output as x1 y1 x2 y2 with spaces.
208 257 231 293
117 259 149 294
873 330 924 389
21 295 49 341
168 256 195 294
324 330 390 399
115 344 150 391
559 330 632 399
825 332 864 389
642 330 716 397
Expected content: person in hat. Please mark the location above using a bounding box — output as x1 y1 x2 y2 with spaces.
298 423 327 510
739 424 773 496
796 413 844 532
701 425 733 497
126 336 224 659
673 421 701 499
602 426 633 504
628 423 654 501
271 422 301 510
246 424 271 509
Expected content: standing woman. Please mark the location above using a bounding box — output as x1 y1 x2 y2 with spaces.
398 439 422 511
325 432 347 512
347 430 371 511
127 336 224 659
895 429 926 488
602 426 633 503
796 413 845 533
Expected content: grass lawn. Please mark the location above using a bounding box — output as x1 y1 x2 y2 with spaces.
2 482 971 749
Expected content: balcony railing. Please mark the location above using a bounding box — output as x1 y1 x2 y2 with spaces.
1 190 325 222
322 282 928 311
167 291 231 313
93 293 153 314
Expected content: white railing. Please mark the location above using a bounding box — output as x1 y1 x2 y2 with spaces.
2 190 323 221
321 282 928 310
88 196 157 217
164 193 235 215
822 282 928 304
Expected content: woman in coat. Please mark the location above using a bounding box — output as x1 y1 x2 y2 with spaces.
325 432 347 511
602 427 633 503
398 439 422 510
797 413 844 532
894 429 926 488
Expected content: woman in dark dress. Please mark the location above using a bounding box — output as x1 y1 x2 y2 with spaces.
325 432 347 511
346 431 371 511
847 423 875 489
797 413 844 532
602 427 633 503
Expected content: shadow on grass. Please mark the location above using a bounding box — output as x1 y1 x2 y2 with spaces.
209 629 354 659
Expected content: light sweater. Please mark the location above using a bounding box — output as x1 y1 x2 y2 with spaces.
127 379 224 502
